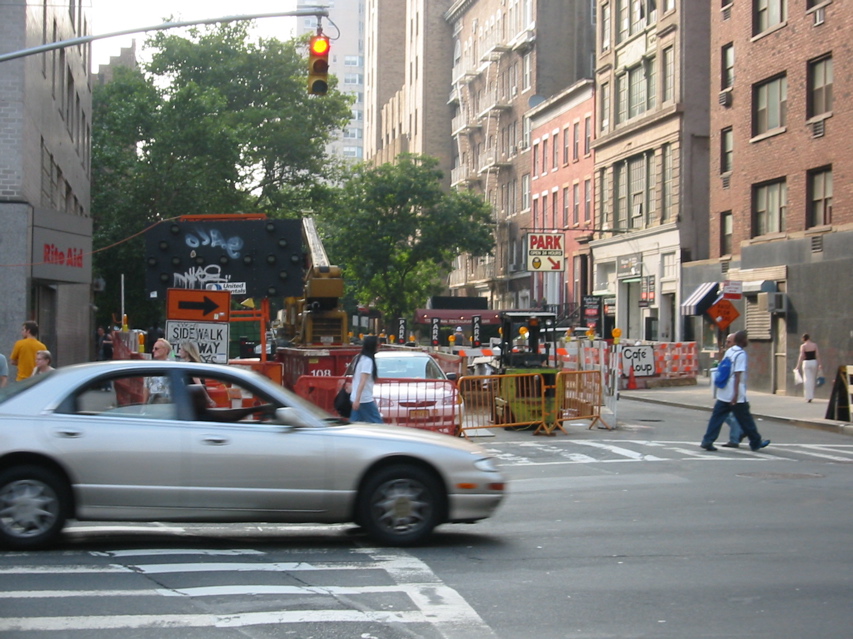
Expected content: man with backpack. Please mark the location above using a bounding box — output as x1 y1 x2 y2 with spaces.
700 330 771 452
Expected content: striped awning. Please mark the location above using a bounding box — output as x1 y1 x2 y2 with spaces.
681 282 719 316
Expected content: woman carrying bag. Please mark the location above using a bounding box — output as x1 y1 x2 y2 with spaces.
349 336 384 423
795 333 823 403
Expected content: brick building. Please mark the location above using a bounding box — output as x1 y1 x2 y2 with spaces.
685 0 853 395
527 80 596 319
0 1 93 368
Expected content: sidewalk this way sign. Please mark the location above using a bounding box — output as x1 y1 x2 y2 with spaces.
526 233 565 271
165 321 230 363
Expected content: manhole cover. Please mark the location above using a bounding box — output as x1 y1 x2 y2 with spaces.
737 472 825 480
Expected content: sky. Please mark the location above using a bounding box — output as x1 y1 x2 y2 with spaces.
89 0 301 69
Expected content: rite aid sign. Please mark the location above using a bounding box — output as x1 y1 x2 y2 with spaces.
526 233 565 272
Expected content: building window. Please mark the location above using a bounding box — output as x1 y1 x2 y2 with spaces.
808 55 833 118
344 73 363 85
754 75 787 135
563 127 570 164
562 186 570 226
808 167 832 227
522 173 530 209
721 43 734 90
344 55 363 66
584 179 592 222
754 0 786 35
533 143 539 175
342 146 363 159
721 127 733 173
661 143 672 222
662 46 674 102
533 198 540 230
618 61 656 124
753 179 787 236
601 2 611 52
542 194 548 228
600 82 611 132
553 134 559 169
721 211 733 255
522 52 532 90
573 122 580 161
573 183 580 225
542 139 548 173
552 191 559 227
617 0 658 43
615 163 627 228
584 117 592 154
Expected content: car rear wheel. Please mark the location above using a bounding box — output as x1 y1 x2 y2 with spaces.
358 465 444 546
0 466 69 550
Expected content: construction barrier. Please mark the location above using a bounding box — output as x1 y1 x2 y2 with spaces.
458 370 608 438
294 375 461 436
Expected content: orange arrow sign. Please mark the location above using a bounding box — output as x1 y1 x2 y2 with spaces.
167 289 231 322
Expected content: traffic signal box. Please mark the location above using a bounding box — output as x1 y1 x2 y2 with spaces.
307 35 330 95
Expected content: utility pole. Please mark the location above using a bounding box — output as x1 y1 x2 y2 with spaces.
0 8 330 63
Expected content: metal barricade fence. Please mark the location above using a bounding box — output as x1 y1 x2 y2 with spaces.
458 370 608 438
294 375 460 436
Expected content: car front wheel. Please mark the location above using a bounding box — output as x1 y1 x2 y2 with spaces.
358 465 444 546
0 466 69 550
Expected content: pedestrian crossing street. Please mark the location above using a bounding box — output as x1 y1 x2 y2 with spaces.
484 439 853 466
0 545 497 638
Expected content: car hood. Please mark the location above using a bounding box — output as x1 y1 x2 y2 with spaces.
328 420 484 455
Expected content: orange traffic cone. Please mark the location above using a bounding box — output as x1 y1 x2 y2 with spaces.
627 365 638 390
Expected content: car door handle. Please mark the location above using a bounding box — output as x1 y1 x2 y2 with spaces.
55 429 82 438
202 436 229 446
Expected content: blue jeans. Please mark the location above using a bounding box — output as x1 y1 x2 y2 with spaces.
726 413 742 444
351 401 384 424
702 400 763 450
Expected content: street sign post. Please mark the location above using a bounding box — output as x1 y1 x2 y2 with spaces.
722 280 743 300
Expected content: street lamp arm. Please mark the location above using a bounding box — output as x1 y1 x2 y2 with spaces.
0 7 330 63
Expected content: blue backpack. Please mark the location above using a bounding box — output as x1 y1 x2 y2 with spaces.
714 351 741 389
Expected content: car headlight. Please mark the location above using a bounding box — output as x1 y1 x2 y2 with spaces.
473 457 499 472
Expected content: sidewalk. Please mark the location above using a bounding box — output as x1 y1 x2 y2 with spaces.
620 381 852 436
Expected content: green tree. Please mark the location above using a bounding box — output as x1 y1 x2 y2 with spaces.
320 155 494 323
91 22 353 329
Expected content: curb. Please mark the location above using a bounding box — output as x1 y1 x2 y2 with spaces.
620 394 853 437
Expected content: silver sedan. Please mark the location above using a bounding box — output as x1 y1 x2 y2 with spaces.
0 360 505 549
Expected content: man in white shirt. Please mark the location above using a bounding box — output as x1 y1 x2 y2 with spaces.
700 330 770 452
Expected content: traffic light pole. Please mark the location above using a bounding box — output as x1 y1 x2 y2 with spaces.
0 7 330 63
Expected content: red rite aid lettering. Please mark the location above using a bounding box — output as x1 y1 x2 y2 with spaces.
44 243 84 268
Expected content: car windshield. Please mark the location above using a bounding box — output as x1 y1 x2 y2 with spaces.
376 356 446 380
0 373 51 404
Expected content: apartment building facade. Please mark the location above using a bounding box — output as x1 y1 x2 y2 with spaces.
444 0 595 313
590 0 710 344
364 0 455 176
691 0 852 395
0 1 93 367
527 80 596 320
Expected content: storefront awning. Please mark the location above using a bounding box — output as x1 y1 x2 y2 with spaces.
681 282 719 316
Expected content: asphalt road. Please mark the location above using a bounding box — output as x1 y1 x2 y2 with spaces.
1 400 851 638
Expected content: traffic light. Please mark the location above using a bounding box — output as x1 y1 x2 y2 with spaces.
307 34 330 95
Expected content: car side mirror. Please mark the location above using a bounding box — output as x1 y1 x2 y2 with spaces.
274 407 310 428
446 372 458 381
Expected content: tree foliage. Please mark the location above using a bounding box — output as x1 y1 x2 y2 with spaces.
319 155 494 322
91 22 352 328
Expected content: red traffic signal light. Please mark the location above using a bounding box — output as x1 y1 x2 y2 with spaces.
307 35 330 95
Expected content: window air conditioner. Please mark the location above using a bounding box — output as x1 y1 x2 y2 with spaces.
767 292 787 315
718 90 732 107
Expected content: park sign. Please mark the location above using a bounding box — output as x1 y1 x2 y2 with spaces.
526 233 565 271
